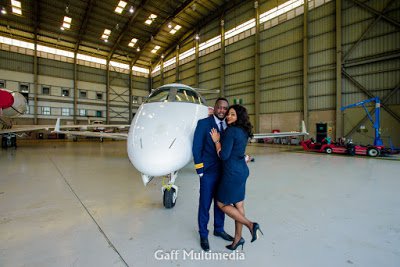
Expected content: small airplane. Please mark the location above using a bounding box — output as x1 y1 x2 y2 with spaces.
0 88 49 148
53 83 308 209
0 88 129 148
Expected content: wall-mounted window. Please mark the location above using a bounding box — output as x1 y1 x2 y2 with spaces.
62 88 70 97
42 86 50 95
96 92 103 100
96 111 102 117
79 109 86 116
42 106 51 115
62 108 70 116
79 90 87 98
0 80 5 88
20 83 29 93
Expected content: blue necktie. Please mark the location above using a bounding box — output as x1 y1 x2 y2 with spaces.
219 121 224 132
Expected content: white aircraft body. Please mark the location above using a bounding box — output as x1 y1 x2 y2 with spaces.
53 83 308 208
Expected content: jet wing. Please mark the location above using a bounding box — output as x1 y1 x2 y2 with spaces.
252 121 308 139
0 125 54 134
52 118 128 140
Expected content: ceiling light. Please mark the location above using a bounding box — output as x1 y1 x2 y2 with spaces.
60 27 65 31
11 7 21 15
101 29 111 42
128 38 137 47
129 6 134 13
169 29 176 35
115 1 127 14
1 7 6 15
168 22 172 28
62 22 70 29
11 0 21 8
118 1 127 8
136 47 140 52
145 14 157 25
161 54 164 59
64 16 71 23
195 34 199 40
174 25 181 30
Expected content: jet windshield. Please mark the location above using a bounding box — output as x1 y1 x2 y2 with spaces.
146 86 205 105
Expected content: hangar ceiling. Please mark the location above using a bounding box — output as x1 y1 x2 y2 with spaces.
0 0 240 69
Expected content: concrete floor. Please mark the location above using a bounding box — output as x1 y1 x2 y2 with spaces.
0 140 399 267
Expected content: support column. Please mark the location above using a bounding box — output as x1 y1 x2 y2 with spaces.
106 61 110 124
175 45 180 82
220 18 225 97
73 54 78 124
195 32 200 89
129 62 133 122
33 35 38 124
254 1 261 133
160 57 164 85
336 0 343 139
303 0 309 130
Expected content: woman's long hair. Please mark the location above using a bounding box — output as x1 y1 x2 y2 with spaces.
228 104 253 138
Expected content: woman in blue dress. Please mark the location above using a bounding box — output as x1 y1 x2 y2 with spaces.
210 104 263 250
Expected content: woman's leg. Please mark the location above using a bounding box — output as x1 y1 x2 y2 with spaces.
217 201 253 234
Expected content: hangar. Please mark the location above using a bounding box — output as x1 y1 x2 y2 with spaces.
0 0 399 266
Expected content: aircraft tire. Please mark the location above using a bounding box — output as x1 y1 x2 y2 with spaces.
163 187 176 209
367 148 379 157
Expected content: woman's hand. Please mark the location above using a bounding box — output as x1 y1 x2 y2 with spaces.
210 128 220 143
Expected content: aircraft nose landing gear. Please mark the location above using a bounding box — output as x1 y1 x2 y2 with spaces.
1 133 17 149
162 171 178 209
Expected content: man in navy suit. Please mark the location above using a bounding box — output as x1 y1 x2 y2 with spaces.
192 97 234 251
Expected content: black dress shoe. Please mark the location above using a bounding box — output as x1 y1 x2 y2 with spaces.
200 237 210 251
213 230 234 241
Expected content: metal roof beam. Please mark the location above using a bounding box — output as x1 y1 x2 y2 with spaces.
107 0 149 61
349 0 400 28
74 0 96 53
131 0 200 66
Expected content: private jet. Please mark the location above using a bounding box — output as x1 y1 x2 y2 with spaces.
54 83 308 209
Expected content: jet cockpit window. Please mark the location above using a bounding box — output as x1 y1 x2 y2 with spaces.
146 86 205 105
175 88 204 104
146 88 170 103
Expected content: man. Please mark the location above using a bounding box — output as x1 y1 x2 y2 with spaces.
192 97 234 251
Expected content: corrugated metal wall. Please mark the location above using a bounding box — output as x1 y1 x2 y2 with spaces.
199 49 220 104
308 1 336 110
225 35 255 114
342 0 400 106
0 49 149 123
0 50 33 73
260 15 303 113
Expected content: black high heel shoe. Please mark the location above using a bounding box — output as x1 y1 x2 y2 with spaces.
226 237 245 250
251 222 264 242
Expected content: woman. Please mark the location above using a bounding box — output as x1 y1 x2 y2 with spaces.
210 104 263 250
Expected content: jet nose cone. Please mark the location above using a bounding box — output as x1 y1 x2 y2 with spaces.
0 90 14 109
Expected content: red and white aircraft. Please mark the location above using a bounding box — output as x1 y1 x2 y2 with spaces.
54 83 308 208
0 88 47 148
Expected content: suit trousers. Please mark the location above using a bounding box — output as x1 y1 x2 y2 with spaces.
198 169 225 238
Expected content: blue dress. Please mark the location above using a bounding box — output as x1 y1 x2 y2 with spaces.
217 126 250 205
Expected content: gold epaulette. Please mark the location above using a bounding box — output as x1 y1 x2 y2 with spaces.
194 163 204 169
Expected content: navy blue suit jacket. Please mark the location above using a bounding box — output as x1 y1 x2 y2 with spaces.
192 116 222 175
